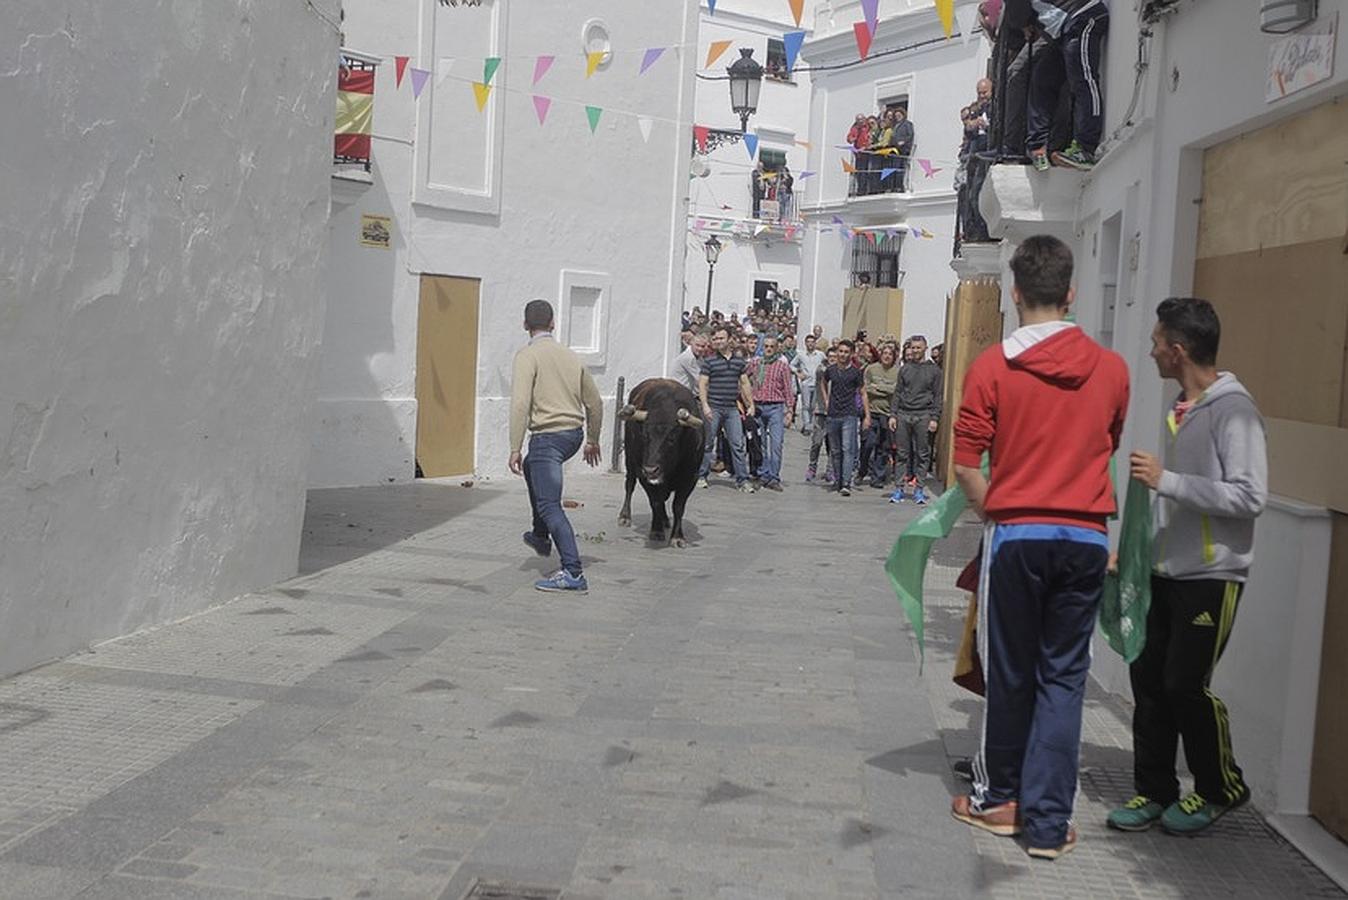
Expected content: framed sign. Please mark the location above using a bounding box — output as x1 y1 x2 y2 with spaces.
359 214 392 249
1267 12 1338 102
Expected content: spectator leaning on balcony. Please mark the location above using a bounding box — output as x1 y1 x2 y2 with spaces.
777 165 795 220
889 107 915 192
750 162 766 218
1022 0 1110 172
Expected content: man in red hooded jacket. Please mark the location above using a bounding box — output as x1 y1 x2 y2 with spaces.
948 234 1129 859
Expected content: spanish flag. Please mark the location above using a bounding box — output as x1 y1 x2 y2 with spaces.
335 66 374 160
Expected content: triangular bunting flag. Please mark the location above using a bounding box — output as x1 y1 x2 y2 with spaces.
788 0 805 27
640 47 665 75
956 2 981 45
409 67 431 99
585 105 603 133
841 158 857 174
754 223 769 236
483 57 501 85
436 58 455 85
638 116 653 143
865 231 878 244
881 167 899 181
783 31 806 73
744 133 759 159
472 82 492 112
532 95 551 125
394 56 410 88
706 40 733 68
533 55 554 85
708 0 718 13
785 225 797 240
853 21 873 59
918 158 943 178
694 124 710 153
586 51 605 78
831 215 845 226
936 0 955 37
861 0 880 36
798 170 816 179
796 139 812 148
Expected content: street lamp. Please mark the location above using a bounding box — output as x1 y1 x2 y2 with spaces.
726 48 764 133
703 235 723 313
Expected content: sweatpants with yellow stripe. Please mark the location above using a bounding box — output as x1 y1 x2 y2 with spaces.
1129 575 1248 806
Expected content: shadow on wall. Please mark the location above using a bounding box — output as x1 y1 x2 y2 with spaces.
298 481 501 574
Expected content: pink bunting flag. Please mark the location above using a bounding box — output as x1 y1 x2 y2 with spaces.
532 95 551 125
394 56 410 88
640 48 665 75
533 55 554 85
409 67 431 99
917 158 943 178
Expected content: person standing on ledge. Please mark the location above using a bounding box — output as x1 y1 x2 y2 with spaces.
509 299 603 594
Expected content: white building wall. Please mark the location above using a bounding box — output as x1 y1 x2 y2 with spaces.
315 0 699 486
0 2 338 676
999 0 1348 822
798 2 988 341
684 1 816 318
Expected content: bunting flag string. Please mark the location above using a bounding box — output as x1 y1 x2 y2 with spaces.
472 81 492 112
841 158 857 174
861 0 880 36
707 0 718 13
705 40 733 68
917 158 943 178
788 0 805 27
436 57 455 85
783 31 805 74
409 67 431 99
638 116 653 142
743 132 759 160
532 94 551 125
586 105 604 133
693 124 710 153
533 54 554 85
585 51 605 78
853 21 873 59
640 47 665 75
483 57 501 85
936 0 955 37
395 56 410 87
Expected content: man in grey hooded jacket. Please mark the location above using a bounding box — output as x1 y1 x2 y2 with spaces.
1109 297 1267 837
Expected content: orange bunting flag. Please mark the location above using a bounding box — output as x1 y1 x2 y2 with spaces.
706 40 733 68
586 51 605 78
788 0 805 27
841 158 857 174
853 21 873 59
472 82 492 112
936 0 955 37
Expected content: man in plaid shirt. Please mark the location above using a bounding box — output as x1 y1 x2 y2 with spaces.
747 334 795 491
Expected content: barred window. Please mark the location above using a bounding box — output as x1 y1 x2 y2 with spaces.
850 232 904 288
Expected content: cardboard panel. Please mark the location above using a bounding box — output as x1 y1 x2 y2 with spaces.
1197 99 1348 260
415 275 480 477
1192 239 1348 427
1266 418 1348 515
1311 513 1348 841
841 288 904 342
937 278 1003 485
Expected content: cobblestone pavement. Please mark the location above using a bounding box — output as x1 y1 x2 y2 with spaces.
0 433 1340 898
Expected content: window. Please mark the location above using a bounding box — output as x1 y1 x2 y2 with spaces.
759 148 787 172
752 279 779 313
558 269 611 366
850 233 904 288
765 38 793 82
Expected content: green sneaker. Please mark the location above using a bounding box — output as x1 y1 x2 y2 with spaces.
1107 795 1165 832
1161 789 1249 835
1029 147 1050 172
1051 141 1096 171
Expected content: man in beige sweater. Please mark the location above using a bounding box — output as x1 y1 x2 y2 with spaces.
509 300 603 593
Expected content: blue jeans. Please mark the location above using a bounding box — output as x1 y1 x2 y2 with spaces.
699 406 749 484
826 415 859 488
861 418 894 484
800 384 816 430
756 402 786 485
524 428 584 576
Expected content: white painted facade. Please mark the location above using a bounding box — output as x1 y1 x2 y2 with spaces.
976 0 1348 869
0 2 339 677
798 0 989 340
313 0 700 486
684 0 816 318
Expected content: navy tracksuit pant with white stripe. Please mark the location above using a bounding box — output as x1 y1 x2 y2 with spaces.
1027 5 1109 154
973 524 1108 848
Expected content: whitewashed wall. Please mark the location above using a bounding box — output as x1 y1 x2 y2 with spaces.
315 0 699 486
0 1 338 677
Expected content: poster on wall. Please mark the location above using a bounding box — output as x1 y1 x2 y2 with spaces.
1266 12 1338 102
360 214 393 249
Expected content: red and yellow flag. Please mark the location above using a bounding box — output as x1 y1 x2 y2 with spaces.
335 66 374 160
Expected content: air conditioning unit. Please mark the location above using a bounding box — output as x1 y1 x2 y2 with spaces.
1260 0 1318 33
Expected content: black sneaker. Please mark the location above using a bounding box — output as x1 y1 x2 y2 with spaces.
522 531 552 557
952 758 974 782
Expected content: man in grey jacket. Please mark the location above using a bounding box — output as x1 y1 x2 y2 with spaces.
1109 297 1267 837
888 336 943 503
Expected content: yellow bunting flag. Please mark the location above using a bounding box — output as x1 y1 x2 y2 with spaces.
936 0 955 37
841 158 857 174
788 0 805 27
706 40 733 68
472 81 492 112
586 51 605 78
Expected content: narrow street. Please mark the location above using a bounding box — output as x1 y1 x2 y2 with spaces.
0 435 1338 899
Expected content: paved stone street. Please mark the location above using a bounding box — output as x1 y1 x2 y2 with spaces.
0 433 1340 899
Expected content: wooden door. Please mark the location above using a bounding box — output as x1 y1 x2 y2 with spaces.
415 275 479 477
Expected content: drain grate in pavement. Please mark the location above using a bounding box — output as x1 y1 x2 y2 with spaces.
461 880 562 900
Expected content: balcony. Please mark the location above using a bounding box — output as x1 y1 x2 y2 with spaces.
335 49 381 174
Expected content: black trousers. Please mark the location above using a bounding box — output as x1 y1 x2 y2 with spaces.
1027 8 1109 154
1129 575 1248 806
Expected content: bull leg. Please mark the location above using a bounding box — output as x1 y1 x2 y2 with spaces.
670 482 693 548
648 486 669 543
618 468 637 527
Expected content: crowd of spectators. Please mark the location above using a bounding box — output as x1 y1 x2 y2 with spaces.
750 162 796 221
844 105 915 196
675 305 944 500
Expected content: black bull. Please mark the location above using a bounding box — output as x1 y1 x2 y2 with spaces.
617 378 705 547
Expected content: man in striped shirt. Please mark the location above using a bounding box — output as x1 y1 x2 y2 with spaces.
698 325 756 492
747 334 794 491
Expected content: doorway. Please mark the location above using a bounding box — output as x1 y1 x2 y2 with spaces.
415 274 479 477
752 278 779 314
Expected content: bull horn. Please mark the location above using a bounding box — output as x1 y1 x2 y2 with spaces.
618 404 648 422
676 408 703 428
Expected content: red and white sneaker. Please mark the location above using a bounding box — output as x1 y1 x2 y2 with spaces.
951 795 1021 837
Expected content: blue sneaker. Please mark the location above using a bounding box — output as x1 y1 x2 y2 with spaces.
913 487 927 505
888 488 907 503
522 531 552 557
535 569 589 594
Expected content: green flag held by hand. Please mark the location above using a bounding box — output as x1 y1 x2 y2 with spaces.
884 484 969 668
1100 477 1153 662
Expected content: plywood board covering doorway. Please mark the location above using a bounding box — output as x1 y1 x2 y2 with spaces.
416 275 479 477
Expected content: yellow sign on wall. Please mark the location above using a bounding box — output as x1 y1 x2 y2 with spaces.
360 214 392 249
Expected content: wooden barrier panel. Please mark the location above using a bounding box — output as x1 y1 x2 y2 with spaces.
936 277 1003 485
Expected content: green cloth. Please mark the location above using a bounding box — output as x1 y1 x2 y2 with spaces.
884 484 969 668
754 351 782 388
1100 477 1154 663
